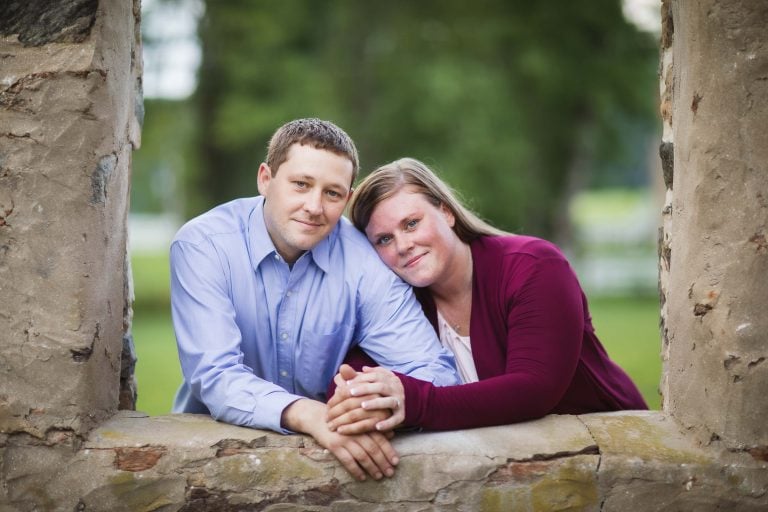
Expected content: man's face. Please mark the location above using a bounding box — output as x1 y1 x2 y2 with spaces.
258 143 354 264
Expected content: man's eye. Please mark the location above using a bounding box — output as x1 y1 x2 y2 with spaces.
406 219 419 229
294 181 308 188
326 190 341 198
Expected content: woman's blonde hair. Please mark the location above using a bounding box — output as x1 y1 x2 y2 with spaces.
349 158 508 243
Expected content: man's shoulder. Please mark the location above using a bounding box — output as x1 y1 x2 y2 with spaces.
334 217 385 260
173 197 260 246
327 217 396 279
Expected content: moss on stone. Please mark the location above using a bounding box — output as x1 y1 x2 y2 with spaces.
585 415 710 465
202 449 325 492
480 487 531 511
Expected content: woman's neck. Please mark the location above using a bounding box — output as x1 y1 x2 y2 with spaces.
429 240 473 306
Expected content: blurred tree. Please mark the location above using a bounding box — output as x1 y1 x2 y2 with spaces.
185 0 656 241
131 99 195 215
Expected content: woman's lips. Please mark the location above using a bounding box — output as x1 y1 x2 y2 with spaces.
404 252 426 268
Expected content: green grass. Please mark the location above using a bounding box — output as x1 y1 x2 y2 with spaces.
130 251 662 415
131 251 171 310
132 308 180 415
588 296 662 410
131 251 179 415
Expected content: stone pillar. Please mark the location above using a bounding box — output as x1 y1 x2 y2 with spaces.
0 0 142 438
660 0 768 450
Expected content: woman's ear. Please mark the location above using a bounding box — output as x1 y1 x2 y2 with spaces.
440 203 456 227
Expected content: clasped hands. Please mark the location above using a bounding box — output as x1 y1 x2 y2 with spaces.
314 363 404 481
326 363 406 434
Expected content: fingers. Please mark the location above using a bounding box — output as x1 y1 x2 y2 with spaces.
353 432 398 478
370 430 400 466
297 398 398 482
359 396 400 413
373 407 405 432
334 409 389 435
348 382 389 399
331 445 367 481
326 432 399 481
328 365 359 409
327 394 366 423
326 384 351 410
328 398 384 431
345 371 387 387
338 363 358 381
358 396 404 432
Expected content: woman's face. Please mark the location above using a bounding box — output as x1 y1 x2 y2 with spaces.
364 187 460 288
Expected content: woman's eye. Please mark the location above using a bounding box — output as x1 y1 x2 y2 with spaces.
377 236 392 246
406 219 419 229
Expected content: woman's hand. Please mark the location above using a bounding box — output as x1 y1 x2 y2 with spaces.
327 365 405 434
326 365 390 434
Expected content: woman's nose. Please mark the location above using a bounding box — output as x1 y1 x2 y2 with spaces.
395 234 413 255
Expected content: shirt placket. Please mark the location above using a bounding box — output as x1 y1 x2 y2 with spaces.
274 254 306 393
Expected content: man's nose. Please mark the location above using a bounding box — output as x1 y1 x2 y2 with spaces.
303 191 323 215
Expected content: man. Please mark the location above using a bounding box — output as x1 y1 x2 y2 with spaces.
170 118 459 481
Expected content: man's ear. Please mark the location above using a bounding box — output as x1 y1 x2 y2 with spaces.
257 163 271 196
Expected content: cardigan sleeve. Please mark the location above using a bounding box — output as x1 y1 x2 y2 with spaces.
401 256 585 430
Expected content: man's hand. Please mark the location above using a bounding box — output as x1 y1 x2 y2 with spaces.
326 364 390 434
327 365 406 434
281 397 399 481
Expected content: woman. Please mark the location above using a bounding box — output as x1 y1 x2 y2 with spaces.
326 158 647 434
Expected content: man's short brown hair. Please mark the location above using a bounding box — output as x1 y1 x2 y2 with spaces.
266 118 359 182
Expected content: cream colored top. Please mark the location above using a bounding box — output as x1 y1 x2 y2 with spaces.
437 310 479 384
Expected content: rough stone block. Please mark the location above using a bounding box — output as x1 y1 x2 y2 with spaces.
4 411 765 511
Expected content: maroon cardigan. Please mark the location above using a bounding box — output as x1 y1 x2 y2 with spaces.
339 235 648 430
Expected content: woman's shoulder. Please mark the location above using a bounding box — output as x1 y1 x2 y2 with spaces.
472 235 567 263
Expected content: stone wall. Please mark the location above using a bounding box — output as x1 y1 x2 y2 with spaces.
2 411 766 511
659 0 768 450
2 1 768 511
0 0 142 438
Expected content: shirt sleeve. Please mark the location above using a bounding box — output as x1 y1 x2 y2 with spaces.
354 264 460 387
170 238 301 433
399 257 584 430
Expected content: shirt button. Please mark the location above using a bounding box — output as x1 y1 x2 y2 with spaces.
280 370 288 377
286 291 292 297
280 332 288 340
274 254 280 260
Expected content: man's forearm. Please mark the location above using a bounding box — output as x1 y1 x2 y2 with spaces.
281 398 324 435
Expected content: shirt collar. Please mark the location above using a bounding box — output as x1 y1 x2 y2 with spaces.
247 196 336 274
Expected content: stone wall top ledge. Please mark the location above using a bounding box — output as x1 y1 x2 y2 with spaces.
4 411 765 511
86 409 748 467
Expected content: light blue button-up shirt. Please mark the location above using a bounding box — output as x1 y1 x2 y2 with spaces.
170 196 459 433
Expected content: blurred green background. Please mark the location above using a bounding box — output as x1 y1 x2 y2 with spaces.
131 0 663 415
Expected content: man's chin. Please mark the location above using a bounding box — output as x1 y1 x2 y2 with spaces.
292 234 327 252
